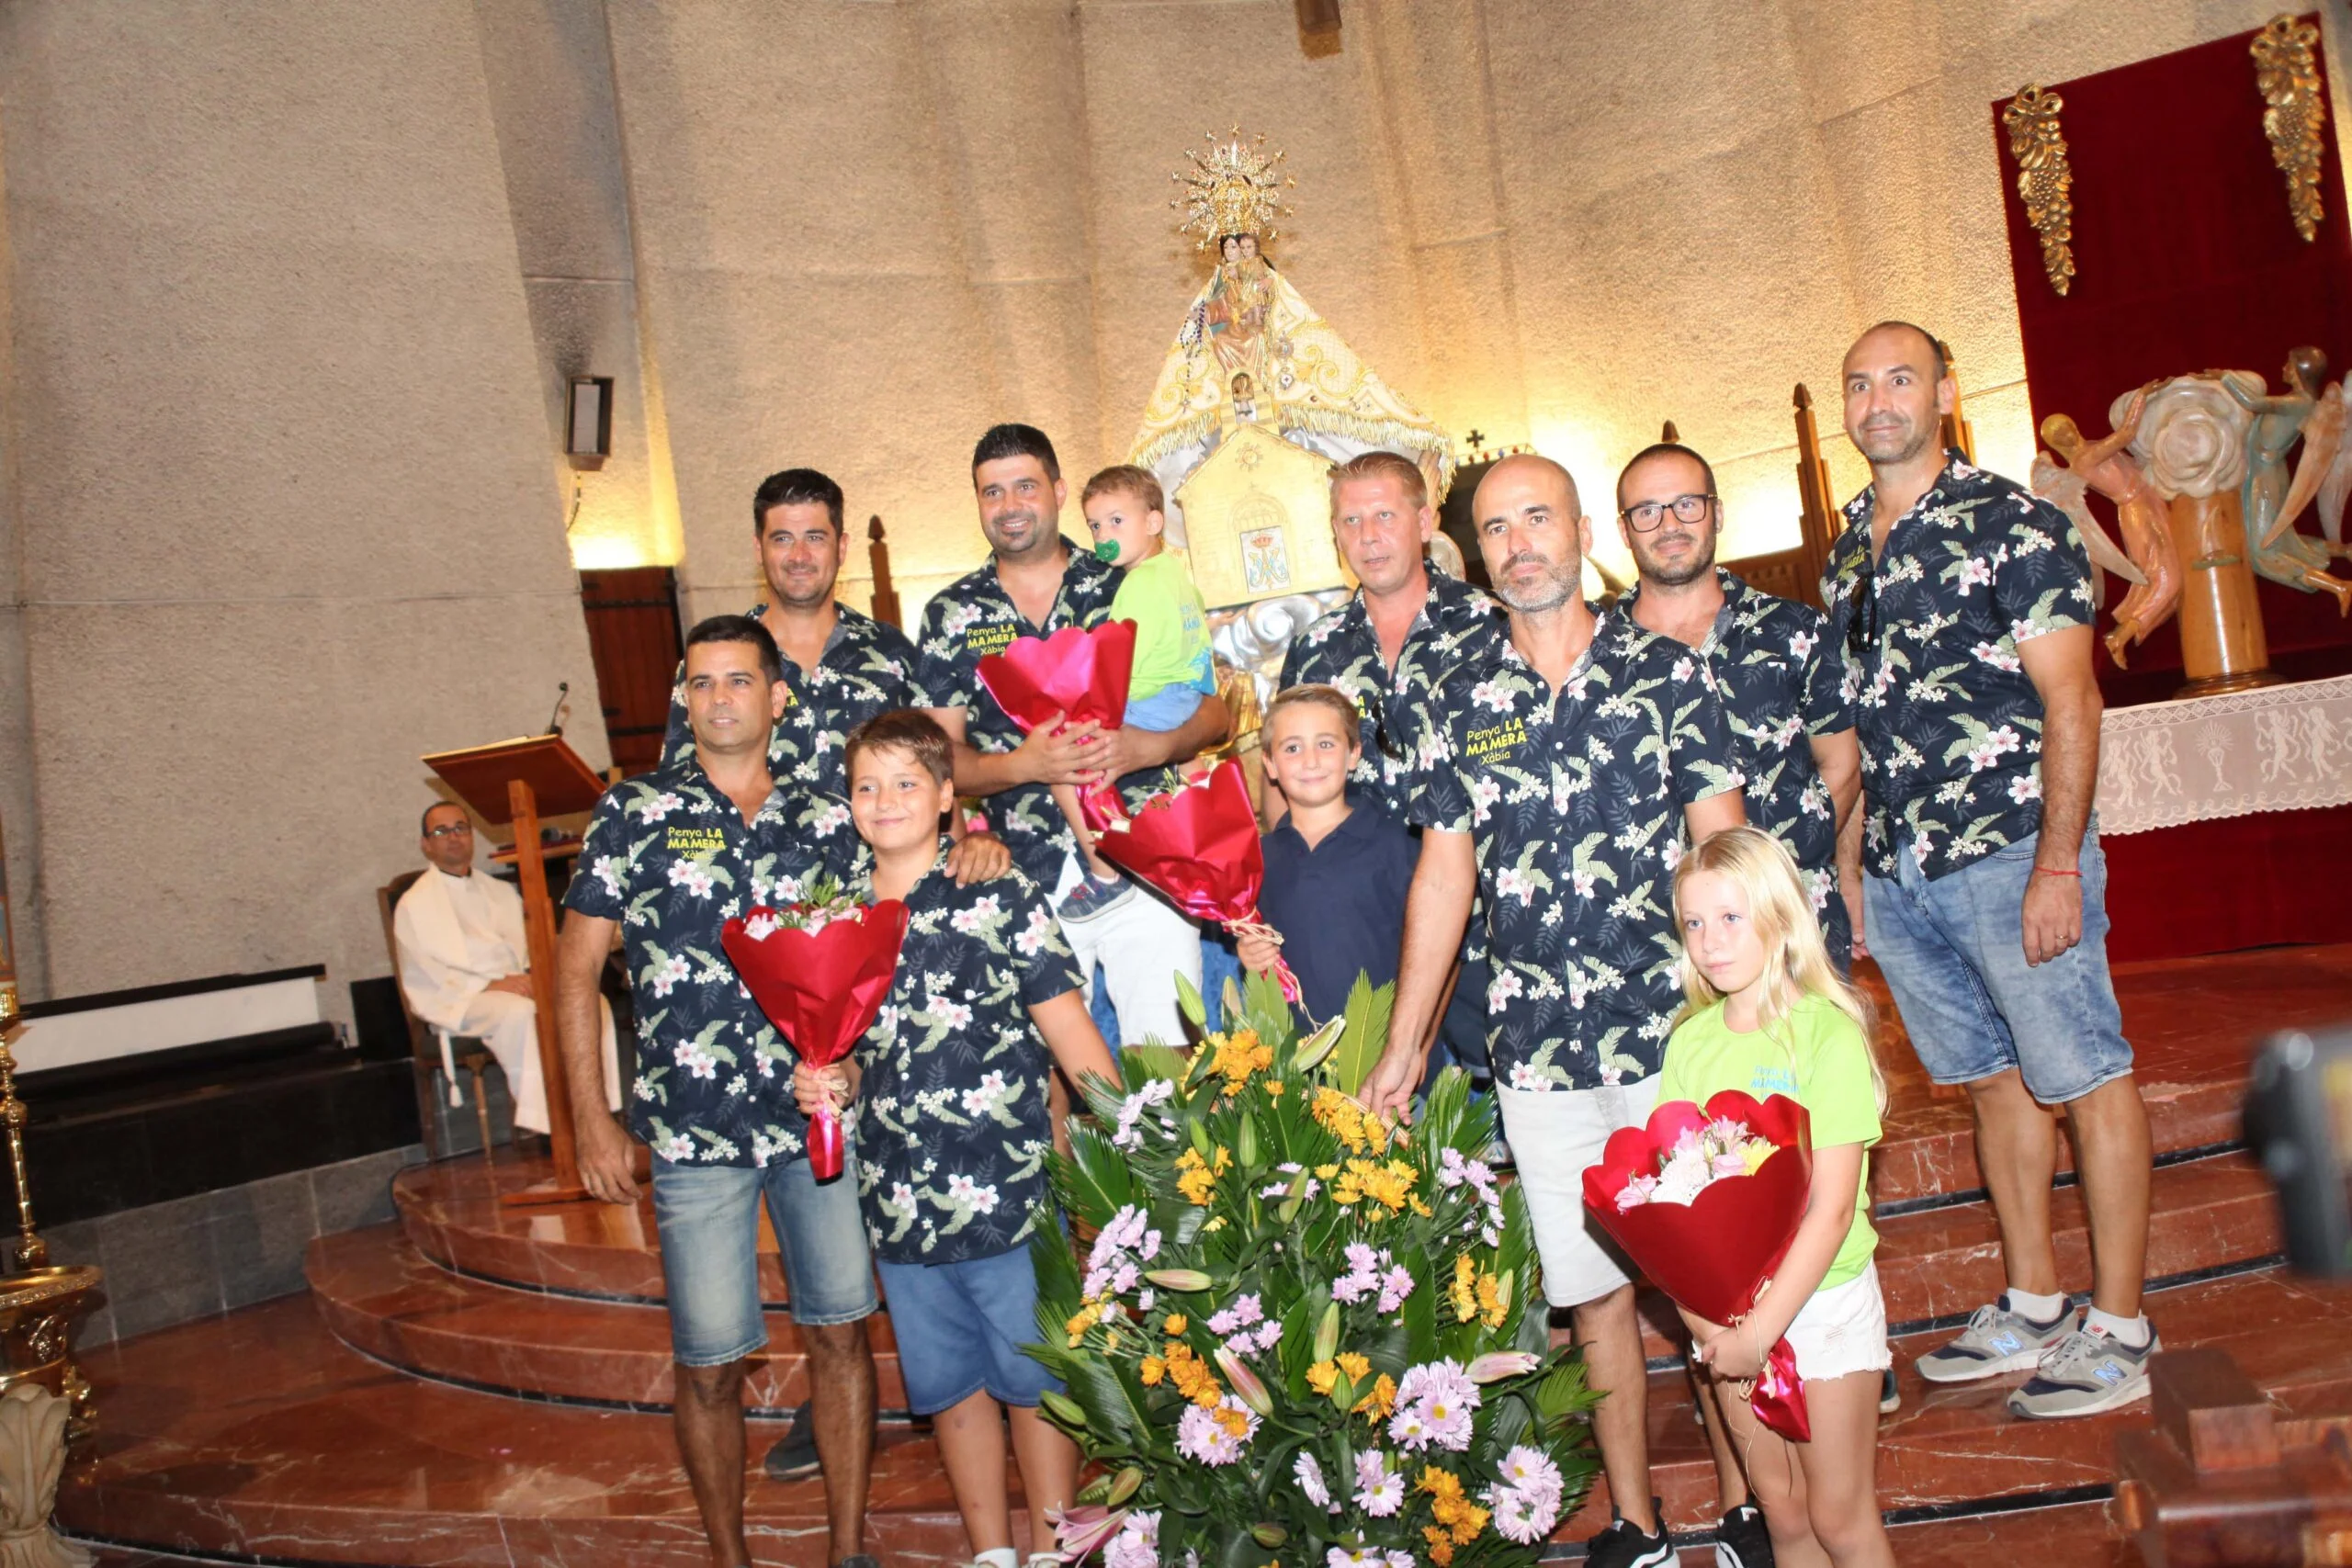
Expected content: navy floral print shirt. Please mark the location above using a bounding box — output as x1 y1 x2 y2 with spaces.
1818 453 2095 881
850 846 1085 1265
660 603 926 798
914 540 1125 887
1619 568 1857 954
1278 570 1510 822
1407 610 1745 1090
564 760 865 1168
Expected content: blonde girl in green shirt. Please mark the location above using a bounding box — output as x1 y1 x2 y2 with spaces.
1661 826 1895 1568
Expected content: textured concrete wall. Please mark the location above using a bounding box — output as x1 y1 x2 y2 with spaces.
605 0 2336 609
0 0 609 1015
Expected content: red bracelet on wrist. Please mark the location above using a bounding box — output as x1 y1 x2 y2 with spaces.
2031 866 2082 878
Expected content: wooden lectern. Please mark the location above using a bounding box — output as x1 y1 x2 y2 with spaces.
423 733 607 1206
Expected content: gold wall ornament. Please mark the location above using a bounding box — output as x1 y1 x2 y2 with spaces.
2252 13 2327 242
1171 127 1294 249
2003 85 2076 296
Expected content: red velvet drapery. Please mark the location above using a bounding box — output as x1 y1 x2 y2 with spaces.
1994 20 2352 960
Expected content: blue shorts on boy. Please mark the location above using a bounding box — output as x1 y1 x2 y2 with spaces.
849 844 1085 1414
1255 804 1419 1023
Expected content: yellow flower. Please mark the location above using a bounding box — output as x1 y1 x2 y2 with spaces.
1263 1079 1284 1099
1213 1404 1251 1438
1742 1139 1777 1176
1419 1466 1464 1505
1207 1028 1274 1094
1065 1302 1103 1347
1163 1341 1223 1408
1336 1351 1371 1382
1329 1157 1419 1213
1138 1356 1166 1386
1423 1528 1456 1566
1355 1372 1396 1423
1175 1145 1232 1205
1309 1087 1392 1156
1164 1314 1187 1336
1451 1254 1477 1322
1450 1505 1488 1545
1307 1359 1337 1396
1476 1269 1507 1330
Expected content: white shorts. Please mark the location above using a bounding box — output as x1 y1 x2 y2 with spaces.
1498 1076 1660 1310
1783 1262 1892 1382
1052 852 1202 1048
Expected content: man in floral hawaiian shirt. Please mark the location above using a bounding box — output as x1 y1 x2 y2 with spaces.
919 423 1229 1046
1823 321 2154 1423
556 616 883 1568
659 468 925 798
1361 455 1747 1568
1614 443 1861 964
1279 450 1510 1082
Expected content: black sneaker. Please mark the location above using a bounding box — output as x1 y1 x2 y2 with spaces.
1714 1503 1774 1568
1586 1499 1674 1568
761 1400 820 1481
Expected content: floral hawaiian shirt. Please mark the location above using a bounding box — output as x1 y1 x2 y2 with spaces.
1279 570 1509 823
850 845 1085 1265
1407 609 1745 1090
564 760 866 1168
914 539 1125 886
660 603 926 797
1818 452 2095 881
1618 568 1857 954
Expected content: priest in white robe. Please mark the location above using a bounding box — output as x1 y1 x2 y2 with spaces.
394 802 620 1134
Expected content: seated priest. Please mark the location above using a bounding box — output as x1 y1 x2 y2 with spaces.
393 802 622 1135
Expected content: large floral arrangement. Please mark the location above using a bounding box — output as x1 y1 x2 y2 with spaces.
1029 972 1597 1568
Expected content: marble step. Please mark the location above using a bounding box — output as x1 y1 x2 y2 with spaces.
61 1265 2346 1568
305 1225 907 1416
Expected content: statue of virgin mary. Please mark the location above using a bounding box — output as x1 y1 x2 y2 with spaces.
1128 130 1455 547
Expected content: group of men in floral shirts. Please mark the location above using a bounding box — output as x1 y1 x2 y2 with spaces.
545 321 2154 1568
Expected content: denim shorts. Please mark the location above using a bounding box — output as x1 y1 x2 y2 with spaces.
876 1246 1062 1416
1863 826 2133 1106
1123 682 1205 731
650 1155 877 1366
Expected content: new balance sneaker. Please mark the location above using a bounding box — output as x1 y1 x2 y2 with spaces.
1586 1500 1674 1568
2007 1322 2162 1419
1914 1295 2076 1383
1714 1502 1774 1568
1057 873 1135 924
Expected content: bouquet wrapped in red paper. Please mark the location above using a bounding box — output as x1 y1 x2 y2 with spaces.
721 884 910 1182
1080 760 1303 1005
1581 1090 1815 1440
976 619 1136 735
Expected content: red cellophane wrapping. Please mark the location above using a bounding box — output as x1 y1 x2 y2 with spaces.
976 620 1136 734
1581 1090 1815 1440
720 901 910 1181
1080 760 1302 1004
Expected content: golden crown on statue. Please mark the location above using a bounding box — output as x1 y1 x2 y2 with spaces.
1170 126 1295 248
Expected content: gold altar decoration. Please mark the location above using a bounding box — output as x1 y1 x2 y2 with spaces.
1134 129 1454 507
1177 423 1355 609
2003 85 2076 296
2252 14 2327 243
1171 126 1293 249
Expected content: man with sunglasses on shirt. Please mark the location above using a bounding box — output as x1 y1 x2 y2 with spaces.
1278 449 1507 1084
1823 321 2155 1423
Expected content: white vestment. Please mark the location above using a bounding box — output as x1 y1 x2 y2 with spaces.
391 866 619 1134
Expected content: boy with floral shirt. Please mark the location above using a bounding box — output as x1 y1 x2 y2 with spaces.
796 708 1118 1568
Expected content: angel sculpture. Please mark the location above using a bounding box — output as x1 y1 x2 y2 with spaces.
2218 347 2352 615
2034 385 2174 668
2265 377 2352 560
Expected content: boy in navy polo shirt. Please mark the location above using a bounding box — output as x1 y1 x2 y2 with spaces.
1237 685 1419 1023
794 709 1118 1568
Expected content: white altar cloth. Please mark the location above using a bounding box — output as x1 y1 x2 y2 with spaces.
2095 673 2352 837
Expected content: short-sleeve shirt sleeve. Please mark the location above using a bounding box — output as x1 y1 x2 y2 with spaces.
1403 682 1471 834
1800 615 1856 738
562 791 631 921
1012 878 1084 1007
1993 496 2097 644
914 594 978 713
1795 1000 1882 1152
1664 661 1746 808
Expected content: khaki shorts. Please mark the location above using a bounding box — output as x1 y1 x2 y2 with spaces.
1498 1076 1660 1310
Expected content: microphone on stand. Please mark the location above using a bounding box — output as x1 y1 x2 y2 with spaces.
546 682 569 737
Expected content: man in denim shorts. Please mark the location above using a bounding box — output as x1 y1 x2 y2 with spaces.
556 617 886 1568
1826 322 2156 1420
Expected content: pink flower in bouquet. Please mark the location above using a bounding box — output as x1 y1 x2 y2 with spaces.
1389 1359 1479 1452
1103 1511 1159 1568
1351 1450 1404 1517
1294 1450 1340 1514
1487 1444 1566 1544
1174 1397 1257 1465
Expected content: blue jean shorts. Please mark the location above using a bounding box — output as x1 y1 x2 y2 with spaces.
876 1245 1062 1416
1863 825 2133 1106
650 1155 877 1366
1124 682 1205 731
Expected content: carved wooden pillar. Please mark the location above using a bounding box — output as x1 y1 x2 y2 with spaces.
2171 490 2282 696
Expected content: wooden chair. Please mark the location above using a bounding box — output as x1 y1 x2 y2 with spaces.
379 870 499 1161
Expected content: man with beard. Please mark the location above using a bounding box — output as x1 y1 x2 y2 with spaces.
1277 450 1506 1083
1362 455 1747 1568
1825 322 2153 1420
1613 444 1861 964
918 423 1228 1046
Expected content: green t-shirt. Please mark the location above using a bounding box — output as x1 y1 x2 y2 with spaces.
1113 550 1215 703
1657 992 1881 1290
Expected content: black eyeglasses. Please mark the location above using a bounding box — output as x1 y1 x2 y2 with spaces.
424 821 472 840
1620 493 1716 532
1845 556 1879 660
